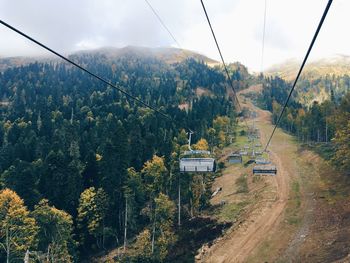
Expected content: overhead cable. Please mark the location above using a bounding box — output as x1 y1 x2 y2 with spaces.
263 0 333 152
144 0 182 48
0 19 171 120
261 0 267 73
200 0 248 128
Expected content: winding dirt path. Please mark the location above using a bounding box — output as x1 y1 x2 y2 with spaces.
204 85 292 262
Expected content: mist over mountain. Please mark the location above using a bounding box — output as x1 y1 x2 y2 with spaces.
266 55 350 81
0 46 219 72
265 55 350 105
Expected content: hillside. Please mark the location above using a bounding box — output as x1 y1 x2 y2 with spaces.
0 55 56 72
266 55 350 81
0 46 218 72
266 55 350 105
74 46 219 65
0 50 237 262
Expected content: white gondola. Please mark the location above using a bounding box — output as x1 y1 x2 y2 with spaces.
180 158 216 172
253 165 277 175
255 158 271 164
228 153 242 164
179 131 216 173
239 150 248 156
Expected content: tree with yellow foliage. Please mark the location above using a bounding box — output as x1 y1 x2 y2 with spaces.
141 155 168 197
77 187 109 250
193 138 209 151
0 189 38 263
32 199 74 262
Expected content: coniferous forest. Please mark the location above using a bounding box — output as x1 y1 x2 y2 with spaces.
0 53 239 262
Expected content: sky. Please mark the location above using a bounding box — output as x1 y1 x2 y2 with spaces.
0 0 348 72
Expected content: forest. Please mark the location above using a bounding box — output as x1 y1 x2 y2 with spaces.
258 74 350 172
1 48 350 262
0 54 241 262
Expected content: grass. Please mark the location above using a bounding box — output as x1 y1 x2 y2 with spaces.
246 240 272 263
310 143 335 161
235 174 248 193
218 201 250 222
252 175 262 183
286 180 302 225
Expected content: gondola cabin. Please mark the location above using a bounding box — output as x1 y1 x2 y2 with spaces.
255 158 270 164
253 165 277 175
228 153 242 164
180 158 216 173
239 150 248 156
255 150 262 156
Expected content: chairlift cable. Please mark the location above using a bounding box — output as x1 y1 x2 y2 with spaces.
0 19 212 153
263 0 333 152
261 0 267 73
200 0 249 130
143 0 182 48
0 19 172 121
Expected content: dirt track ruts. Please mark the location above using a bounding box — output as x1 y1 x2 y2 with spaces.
204 85 291 262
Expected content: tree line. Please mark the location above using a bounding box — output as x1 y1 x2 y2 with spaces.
258 75 350 172
0 55 237 262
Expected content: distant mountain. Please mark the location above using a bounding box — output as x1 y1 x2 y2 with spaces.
266 55 350 81
0 46 218 71
266 55 350 106
0 56 56 72
74 46 219 65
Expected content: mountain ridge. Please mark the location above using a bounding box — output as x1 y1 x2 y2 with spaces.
0 46 219 71
266 54 350 81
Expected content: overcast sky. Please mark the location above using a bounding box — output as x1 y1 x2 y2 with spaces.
0 0 348 71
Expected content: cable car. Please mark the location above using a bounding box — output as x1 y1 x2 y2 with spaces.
254 150 262 156
255 158 270 164
239 150 248 156
253 165 277 175
180 158 216 172
228 153 242 164
179 131 216 173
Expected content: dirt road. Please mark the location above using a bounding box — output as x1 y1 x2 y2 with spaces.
203 85 293 262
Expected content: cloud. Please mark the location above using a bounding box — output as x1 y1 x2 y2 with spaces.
0 0 349 71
